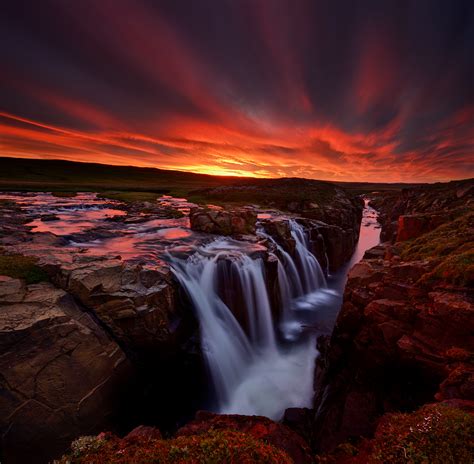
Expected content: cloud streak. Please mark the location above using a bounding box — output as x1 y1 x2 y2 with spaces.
0 0 473 182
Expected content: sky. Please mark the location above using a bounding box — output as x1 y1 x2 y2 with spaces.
1 0 473 182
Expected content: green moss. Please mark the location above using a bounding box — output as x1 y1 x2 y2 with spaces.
427 249 474 287
372 404 474 464
0 254 49 284
55 430 293 464
399 212 474 286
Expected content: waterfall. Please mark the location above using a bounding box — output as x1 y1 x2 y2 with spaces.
170 221 328 419
289 219 327 292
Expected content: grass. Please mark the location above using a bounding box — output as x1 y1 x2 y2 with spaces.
0 253 49 284
0 157 415 206
399 211 474 286
316 404 474 464
371 404 474 464
0 157 243 196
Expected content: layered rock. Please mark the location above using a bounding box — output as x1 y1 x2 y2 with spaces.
370 178 474 242
261 217 360 273
54 258 182 353
0 279 132 464
313 208 474 452
193 178 364 270
189 206 257 235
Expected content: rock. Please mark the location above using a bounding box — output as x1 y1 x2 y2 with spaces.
312 243 474 453
40 214 60 222
396 213 445 241
176 410 313 464
0 282 132 464
370 178 474 243
125 425 162 440
282 407 314 445
190 207 257 235
363 244 387 259
0 276 26 302
55 258 182 352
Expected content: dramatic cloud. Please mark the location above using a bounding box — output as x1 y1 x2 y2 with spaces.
1 0 473 181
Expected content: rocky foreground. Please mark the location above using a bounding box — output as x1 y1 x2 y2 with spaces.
1 178 473 463
312 179 474 461
0 183 362 463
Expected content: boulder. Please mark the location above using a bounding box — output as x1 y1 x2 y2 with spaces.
55 258 182 352
190 207 257 235
0 280 132 464
125 425 162 440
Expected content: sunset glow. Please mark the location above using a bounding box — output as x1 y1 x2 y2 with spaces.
1 0 473 182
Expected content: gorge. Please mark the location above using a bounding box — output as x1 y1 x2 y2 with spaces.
0 171 472 463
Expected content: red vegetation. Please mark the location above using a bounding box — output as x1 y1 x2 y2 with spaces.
55 429 293 464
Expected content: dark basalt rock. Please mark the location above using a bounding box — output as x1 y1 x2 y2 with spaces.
313 222 474 453
0 280 132 464
190 206 257 235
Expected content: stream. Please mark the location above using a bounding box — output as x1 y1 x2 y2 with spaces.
0 192 380 421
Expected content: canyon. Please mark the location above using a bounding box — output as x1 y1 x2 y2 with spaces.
0 176 472 463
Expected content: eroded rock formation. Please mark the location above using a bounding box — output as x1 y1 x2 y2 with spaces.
0 279 132 464
190 206 257 235
313 179 474 453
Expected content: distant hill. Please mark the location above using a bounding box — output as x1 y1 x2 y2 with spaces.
0 156 444 199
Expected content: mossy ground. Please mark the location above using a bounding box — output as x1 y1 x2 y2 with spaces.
371 404 474 464
399 211 474 286
316 404 474 464
0 253 49 284
55 429 293 464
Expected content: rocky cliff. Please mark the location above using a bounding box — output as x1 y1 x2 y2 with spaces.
370 178 473 242
313 179 474 455
0 185 363 463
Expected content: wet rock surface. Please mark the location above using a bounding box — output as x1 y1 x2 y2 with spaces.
0 189 364 463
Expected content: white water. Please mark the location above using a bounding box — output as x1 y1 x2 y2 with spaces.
170 220 329 420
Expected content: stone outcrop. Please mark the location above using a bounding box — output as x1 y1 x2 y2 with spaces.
262 217 360 272
54 258 182 353
312 243 473 452
192 178 364 270
176 411 313 464
396 212 446 241
189 206 257 235
371 178 474 242
0 279 132 464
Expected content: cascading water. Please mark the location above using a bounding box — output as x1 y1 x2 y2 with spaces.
289 220 327 293
170 221 330 420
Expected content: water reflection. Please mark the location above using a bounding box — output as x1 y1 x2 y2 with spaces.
0 192 126 235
